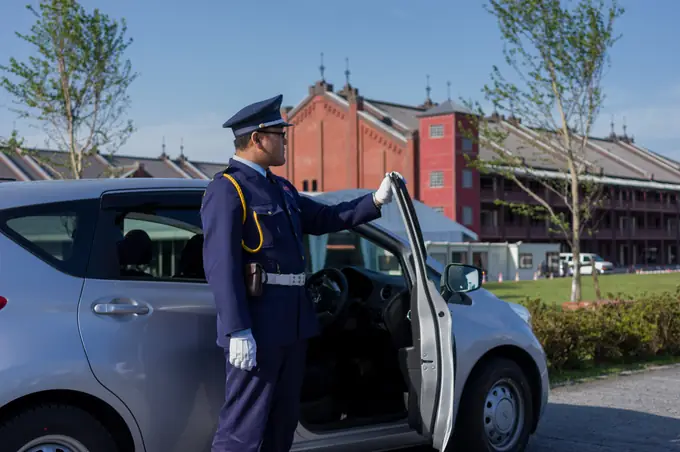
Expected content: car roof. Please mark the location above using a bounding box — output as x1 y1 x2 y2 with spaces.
0 178 445 274
0 178 210 210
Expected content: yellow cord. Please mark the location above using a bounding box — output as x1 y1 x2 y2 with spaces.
223 173 264 253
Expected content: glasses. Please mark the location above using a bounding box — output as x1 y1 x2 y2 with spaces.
257 130 286 137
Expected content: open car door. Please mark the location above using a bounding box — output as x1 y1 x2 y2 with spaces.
389 172 455 451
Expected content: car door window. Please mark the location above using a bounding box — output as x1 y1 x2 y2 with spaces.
88 191 206 282
304 230 405 277
119 212 203 279
303 230 444 291
426 265 442 288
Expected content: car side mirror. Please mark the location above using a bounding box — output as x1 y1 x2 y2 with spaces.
442 263 482 294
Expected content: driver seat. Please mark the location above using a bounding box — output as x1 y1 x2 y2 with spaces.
382 291 413 412
382 291 412 350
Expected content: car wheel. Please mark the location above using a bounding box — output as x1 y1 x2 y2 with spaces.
451 357 533 452
0 404 118 452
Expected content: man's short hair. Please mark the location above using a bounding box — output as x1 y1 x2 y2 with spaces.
233 134 251 151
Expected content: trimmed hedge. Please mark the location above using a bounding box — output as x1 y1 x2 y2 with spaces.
518 287 680 372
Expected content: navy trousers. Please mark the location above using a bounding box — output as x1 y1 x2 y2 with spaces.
212 340 308 452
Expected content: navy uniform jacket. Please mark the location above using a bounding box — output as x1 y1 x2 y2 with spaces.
201 158 383 348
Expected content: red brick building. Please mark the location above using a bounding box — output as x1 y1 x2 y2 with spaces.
275 79 482 234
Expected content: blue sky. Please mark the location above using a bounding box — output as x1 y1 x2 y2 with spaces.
1 0 678 163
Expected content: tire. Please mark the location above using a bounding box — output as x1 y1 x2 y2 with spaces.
0 404 118 452
450 357 534 452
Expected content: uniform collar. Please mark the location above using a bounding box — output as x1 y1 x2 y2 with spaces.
231 155 267 178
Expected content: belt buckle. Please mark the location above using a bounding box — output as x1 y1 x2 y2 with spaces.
293 273 304 286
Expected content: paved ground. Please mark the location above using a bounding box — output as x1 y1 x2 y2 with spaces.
409 365 680 451
527 365 680 451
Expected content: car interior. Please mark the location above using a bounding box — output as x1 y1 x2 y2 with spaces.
300 265 414 431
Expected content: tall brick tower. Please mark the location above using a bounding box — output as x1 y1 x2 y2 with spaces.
416 96 480 235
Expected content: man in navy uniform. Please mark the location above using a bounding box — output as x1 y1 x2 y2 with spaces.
201 94 397 452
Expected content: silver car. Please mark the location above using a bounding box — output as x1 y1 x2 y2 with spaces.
0 175 548 452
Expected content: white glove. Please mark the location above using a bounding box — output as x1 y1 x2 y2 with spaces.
374 172 406 206
229 328 257 371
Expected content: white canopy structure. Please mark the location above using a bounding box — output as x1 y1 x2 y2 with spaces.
305 189 478 243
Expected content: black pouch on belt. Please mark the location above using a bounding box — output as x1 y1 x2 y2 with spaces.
245 262 265 297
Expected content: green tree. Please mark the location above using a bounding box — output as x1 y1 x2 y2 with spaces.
0 0 137 179
463 0 624 302
0 129 24 152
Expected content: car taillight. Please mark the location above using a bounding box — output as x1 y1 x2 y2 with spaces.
0 296 7 310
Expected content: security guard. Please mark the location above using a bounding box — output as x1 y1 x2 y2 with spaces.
201 94 396 452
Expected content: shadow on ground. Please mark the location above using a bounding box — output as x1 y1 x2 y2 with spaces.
404 402 680 451
528 402 680 451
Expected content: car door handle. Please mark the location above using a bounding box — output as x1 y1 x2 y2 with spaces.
93 302 150 316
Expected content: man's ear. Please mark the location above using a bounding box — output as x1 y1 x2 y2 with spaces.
251 131 262 148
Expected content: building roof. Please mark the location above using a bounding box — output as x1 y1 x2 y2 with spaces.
417 99 474 117
479 119 680 185
363 99 425 131
0 147 232 182
307 188 479 242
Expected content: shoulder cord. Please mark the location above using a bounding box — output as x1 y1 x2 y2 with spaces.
222 172 264 253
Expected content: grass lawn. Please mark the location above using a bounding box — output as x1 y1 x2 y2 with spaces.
483 272 680 305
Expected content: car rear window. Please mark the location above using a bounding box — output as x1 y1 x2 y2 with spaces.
0 199 99 277
6 214 78 261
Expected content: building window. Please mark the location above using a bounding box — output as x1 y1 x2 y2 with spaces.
462 137 473 152
472 251 488 271
451 252 467 264
311 179 318 191
462 169 473 188
429 124 444 138
429 171 444 188
462 206 473 225
430 252 447 266
303 180 309 191
480 209 498 227
433 206 444 214
519 253 533 269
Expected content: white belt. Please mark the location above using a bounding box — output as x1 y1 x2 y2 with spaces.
265 272 306 286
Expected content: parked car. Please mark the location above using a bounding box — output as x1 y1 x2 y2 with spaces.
559 252 614 275
0 173 548 452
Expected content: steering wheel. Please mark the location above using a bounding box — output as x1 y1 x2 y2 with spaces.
305 268 350 330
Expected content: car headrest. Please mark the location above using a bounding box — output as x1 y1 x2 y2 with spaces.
118 229 153 266
178 234 205 278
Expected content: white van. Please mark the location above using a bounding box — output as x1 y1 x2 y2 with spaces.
559 252 614 275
